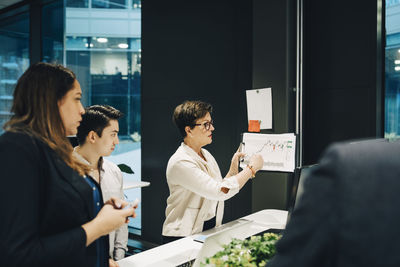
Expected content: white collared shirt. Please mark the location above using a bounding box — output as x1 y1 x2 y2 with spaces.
162 142 240 236
73 149 128 260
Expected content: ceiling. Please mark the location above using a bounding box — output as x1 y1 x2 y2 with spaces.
0 0 24 10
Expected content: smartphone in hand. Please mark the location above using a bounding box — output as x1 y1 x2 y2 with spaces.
124 198 140 210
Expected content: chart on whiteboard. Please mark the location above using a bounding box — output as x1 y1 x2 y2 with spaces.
240 132 296 172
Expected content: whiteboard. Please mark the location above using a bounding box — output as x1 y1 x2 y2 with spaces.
239 132 296 172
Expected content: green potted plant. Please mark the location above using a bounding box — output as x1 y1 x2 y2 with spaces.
201 232 281 267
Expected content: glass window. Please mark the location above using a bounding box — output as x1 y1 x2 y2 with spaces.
132 0 141 9
42 1 64 63
386 1 400 137
66 0 88 8
92 0 127 9
66 5 142 232
0 10 30 135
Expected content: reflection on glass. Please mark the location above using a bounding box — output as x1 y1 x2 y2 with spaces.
388 0 400 7
385 47 400 137
132 0 141 9
66 36 141 137
0 11 30 134
386 3 400 137
66 0 88 8
92 0 126 9
66 35 142 230
42 1 64 63
66 0 141 9
66 0 142 234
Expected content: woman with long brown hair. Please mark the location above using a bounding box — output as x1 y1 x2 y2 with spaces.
0 62 134 267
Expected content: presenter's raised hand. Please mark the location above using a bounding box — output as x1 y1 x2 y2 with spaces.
249 154 264 172
227 148 246 176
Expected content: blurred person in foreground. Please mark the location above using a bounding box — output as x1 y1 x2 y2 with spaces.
268 138 400 267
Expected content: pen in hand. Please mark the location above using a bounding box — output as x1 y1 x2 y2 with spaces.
239 142 245 162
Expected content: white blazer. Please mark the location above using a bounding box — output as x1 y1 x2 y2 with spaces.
100 159 128 261
162 142 240 236
73 150 128 260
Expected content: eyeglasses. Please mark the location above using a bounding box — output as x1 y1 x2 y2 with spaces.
193 120 214 131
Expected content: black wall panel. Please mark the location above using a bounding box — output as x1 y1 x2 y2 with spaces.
302 0 384 164
141 0 253 244
251 0 296 212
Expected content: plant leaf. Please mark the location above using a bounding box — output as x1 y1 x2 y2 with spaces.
118 163 134 174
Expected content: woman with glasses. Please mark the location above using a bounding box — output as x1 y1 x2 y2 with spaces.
162 100 263 243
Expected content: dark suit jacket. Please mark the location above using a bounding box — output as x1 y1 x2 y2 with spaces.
268 138 400 267
0 131 108 267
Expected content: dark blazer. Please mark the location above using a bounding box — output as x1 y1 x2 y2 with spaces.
268 138 400 267
0 131 107 267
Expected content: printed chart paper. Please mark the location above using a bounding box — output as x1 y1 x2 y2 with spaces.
240 132 296 172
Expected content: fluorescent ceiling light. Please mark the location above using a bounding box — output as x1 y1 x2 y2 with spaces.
97 38 108 43
118 43 129 49
395 66 400 71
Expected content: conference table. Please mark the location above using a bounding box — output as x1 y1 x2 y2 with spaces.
118 209 288 267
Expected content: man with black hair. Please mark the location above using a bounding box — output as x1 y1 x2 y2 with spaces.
75 105 128 267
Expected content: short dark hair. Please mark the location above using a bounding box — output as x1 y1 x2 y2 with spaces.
173 100 213 137
76 105 123 145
